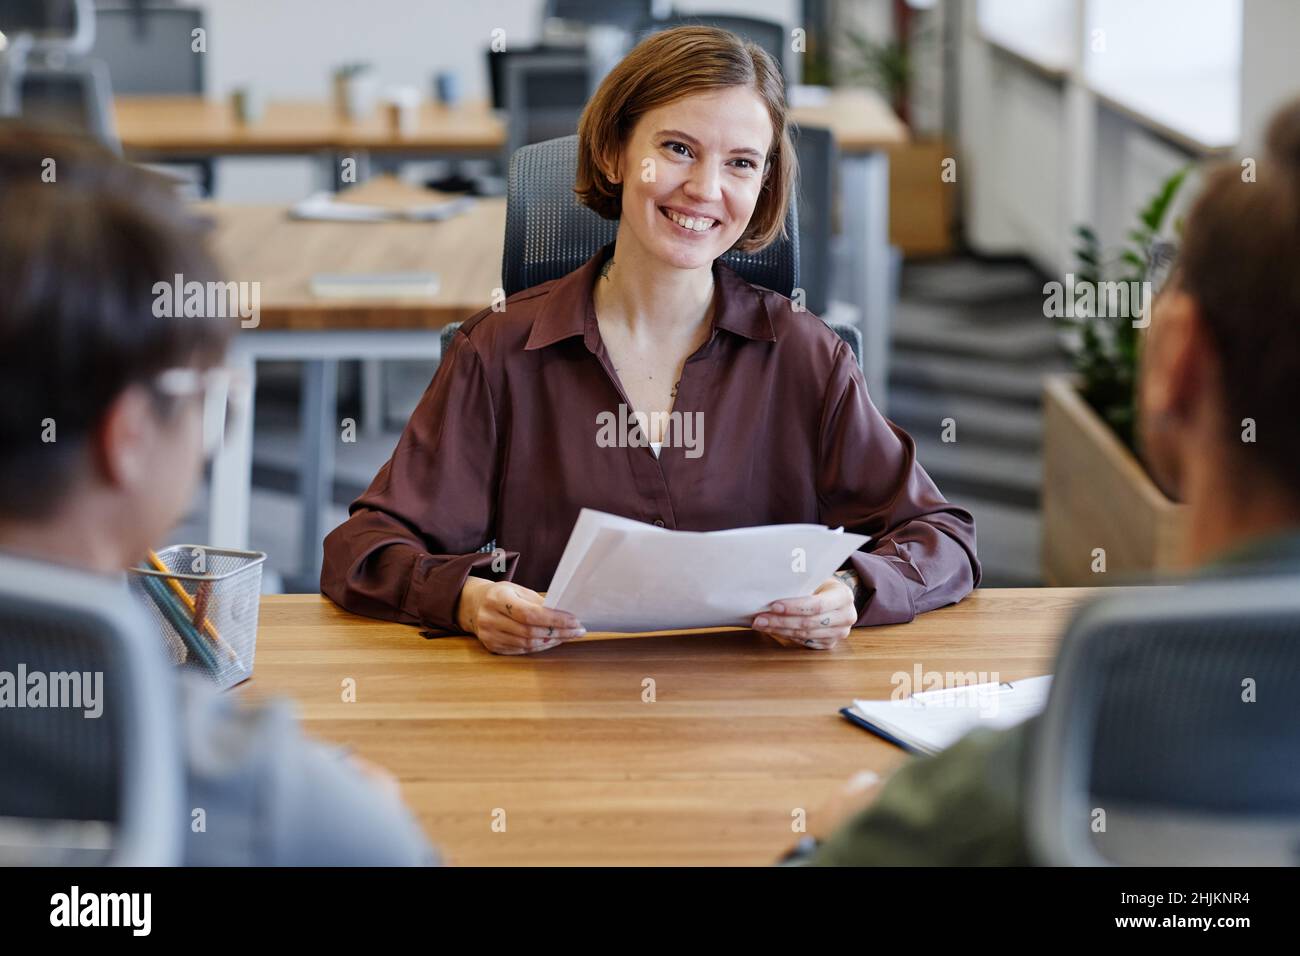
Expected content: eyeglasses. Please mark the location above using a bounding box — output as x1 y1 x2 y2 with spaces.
1146 239 1180 300
152 366 250 457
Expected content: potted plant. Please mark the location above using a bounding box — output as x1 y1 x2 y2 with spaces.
1041 168 1190 586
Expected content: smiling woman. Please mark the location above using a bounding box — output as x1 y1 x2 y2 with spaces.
321 27 982 656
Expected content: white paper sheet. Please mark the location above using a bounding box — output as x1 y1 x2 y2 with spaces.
542 508 869 632
289 191 476 222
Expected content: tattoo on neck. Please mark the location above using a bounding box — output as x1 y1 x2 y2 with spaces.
599 258 615 280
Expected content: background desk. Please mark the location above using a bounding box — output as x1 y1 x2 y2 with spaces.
245 587 1093 865
203 177 504 586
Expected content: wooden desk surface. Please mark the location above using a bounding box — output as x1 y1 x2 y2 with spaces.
116 97 505 154
244 587 1096 865
202 176 505 331
117 90 906 156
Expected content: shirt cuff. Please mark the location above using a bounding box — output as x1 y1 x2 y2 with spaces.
847 551 918 627
407 550 519 635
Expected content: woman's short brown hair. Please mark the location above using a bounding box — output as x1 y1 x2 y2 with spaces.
575 25 795 254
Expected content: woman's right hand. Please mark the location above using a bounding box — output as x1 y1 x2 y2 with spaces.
457 577 586 655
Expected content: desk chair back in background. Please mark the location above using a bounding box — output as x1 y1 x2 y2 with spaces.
0 0 118 149
501 51 594 161
91 2 213 193
1028 573 1300 866
0 556 182 866
91 2 203 95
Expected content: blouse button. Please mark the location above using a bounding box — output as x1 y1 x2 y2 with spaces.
654 519 665 528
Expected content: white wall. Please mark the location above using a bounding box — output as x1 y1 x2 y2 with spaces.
192 0 799 101
180 0 800 200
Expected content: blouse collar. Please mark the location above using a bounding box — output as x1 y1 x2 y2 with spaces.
523 242 777 352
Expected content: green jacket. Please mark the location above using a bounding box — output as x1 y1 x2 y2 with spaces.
799 527 1300 866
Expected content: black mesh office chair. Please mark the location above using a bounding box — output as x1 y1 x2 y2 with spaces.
791 123 837 318
501 133 799 299
0 555 183 865
501 52 593 160
1028 573 1300 866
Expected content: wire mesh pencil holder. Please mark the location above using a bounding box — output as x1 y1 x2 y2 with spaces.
127 545 267 690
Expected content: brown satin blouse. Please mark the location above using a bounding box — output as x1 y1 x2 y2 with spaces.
321 244 981 634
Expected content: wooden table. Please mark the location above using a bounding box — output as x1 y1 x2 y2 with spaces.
244 587 1094 865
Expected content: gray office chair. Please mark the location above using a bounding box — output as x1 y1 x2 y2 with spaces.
639 14 789 82
0 555 183 866
1028 573 1300 866
0 0 119 149
4 59 119 148
91 3 203 94
91 2 212 192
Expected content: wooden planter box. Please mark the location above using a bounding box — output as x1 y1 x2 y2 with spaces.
1041 374 1188 586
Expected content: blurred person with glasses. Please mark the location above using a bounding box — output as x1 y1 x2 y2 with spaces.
0 122 437 866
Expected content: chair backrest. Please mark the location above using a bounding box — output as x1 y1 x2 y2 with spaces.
0 0 96 56
639 14 789 83
0 555 182 866
501 51 592 160
791 123 837 317
4 58 119 149
502 134 799 299
1028 573 1300 866
91 3 204 95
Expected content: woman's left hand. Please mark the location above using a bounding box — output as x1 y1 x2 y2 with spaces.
751 578 857 650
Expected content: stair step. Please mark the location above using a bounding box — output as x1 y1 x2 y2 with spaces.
912 435 1041 502
889 352 1063 405
889 385 1042 450
891 301 1060 362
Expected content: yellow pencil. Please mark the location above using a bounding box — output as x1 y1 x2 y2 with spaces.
147 550 239 664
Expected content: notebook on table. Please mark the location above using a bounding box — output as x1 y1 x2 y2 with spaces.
840 675 1053 756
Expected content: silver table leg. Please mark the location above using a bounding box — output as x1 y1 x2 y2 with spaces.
841 149 893 414
208 344 256 550
297 359 337 589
